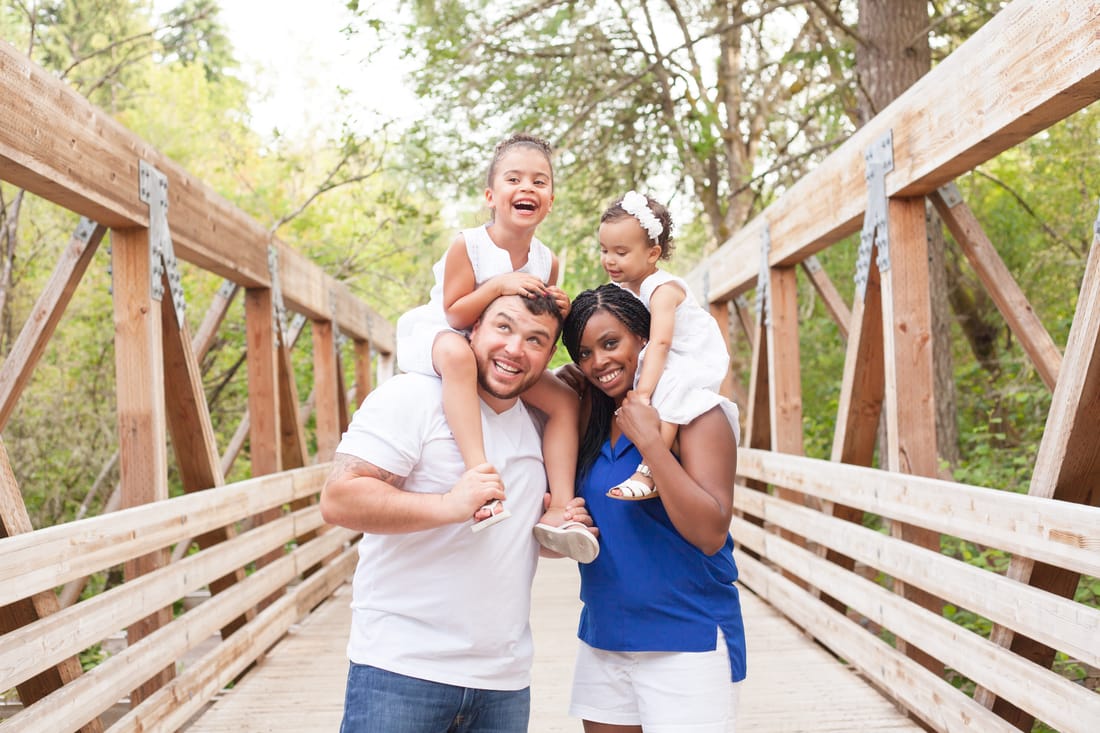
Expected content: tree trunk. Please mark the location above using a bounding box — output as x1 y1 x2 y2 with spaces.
854 0 931 126
0 189 26 355
928 204 962 469
856 0 959 470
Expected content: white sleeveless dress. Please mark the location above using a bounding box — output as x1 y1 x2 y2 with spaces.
632 270 739 437
396 224 555 376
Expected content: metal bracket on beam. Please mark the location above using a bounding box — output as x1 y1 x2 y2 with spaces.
217 278 238 300
755 224 772 327
74 216 99 244
855 130 894 299
937 182 963 209
138 160 186 326
267 245 289 343
803 255 823 274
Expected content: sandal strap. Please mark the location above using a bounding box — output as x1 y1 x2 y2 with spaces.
636 463 652 478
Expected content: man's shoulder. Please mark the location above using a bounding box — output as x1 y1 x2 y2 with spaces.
362 373 443 413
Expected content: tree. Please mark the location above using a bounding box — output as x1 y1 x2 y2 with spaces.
355 0 858 286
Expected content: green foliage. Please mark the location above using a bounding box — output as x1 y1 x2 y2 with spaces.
354 0 858 257
0 1 447 526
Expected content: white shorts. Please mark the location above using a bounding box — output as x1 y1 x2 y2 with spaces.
568 634 742 732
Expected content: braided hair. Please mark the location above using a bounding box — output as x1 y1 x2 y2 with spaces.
562 284 651 479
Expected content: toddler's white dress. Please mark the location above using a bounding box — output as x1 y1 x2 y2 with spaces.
630 270 739 439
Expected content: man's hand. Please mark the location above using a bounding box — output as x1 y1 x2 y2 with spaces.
554 363 587 397
542 492 597 533
445 463 506 522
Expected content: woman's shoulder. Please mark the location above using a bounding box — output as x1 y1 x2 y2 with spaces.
682 397 741 447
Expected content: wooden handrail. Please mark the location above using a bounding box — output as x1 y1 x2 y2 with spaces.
685 0 1100 301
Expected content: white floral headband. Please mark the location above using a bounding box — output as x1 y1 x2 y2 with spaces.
620 190 663 243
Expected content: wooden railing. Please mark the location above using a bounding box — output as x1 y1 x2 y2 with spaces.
0 20 393 732
732 449 1100 732
685 0 1100 731
0 463 359 731
2 0 1099 731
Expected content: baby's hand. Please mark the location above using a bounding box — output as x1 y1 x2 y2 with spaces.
493 272 548 299
546 286 571 318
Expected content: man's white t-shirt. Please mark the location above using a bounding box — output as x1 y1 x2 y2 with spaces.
335 373 546 690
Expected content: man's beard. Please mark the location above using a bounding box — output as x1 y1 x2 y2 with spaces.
476 360 532 401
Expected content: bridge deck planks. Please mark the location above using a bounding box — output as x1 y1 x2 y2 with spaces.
184 555 922 732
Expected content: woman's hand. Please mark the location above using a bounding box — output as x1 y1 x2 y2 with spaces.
614 390 663 451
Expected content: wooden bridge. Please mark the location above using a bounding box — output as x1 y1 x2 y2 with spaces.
2 0 1098 731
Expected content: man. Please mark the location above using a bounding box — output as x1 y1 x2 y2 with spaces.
320 292 594 733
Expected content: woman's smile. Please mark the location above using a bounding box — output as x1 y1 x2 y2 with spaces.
577 311 646 399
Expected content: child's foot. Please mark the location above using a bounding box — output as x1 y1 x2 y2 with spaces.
471 499 511 532
607 464 658 500
533 521 599 563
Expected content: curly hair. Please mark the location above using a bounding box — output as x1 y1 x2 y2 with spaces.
562 284 651 479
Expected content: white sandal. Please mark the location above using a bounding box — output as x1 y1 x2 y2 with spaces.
607 464 658 501
470 500 511 532
533 521 599 563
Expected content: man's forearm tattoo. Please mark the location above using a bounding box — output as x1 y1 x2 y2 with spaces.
334 453 405 488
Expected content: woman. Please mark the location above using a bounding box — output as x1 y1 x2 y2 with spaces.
561 283 746 733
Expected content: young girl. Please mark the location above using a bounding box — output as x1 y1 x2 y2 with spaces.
597 190 732 499
395 133 597 562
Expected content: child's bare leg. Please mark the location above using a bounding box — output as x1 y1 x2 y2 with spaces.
525 371 599 562
522 371 580 524
608 420 678 500
433 332 508 529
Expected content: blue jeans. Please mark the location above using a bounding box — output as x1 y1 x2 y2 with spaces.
339 663 531 733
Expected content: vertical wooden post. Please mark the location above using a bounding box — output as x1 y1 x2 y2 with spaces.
111 226 173 702
709 299 737 401
312 320 341 463
767 267 803 458
767 266 808 577
879 197 943 674
244 287 284 586
354 339 372 412
245 287 281 478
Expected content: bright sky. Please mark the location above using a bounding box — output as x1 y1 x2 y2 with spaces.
212 0 419 141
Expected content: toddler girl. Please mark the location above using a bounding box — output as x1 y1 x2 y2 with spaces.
597 190 732 499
